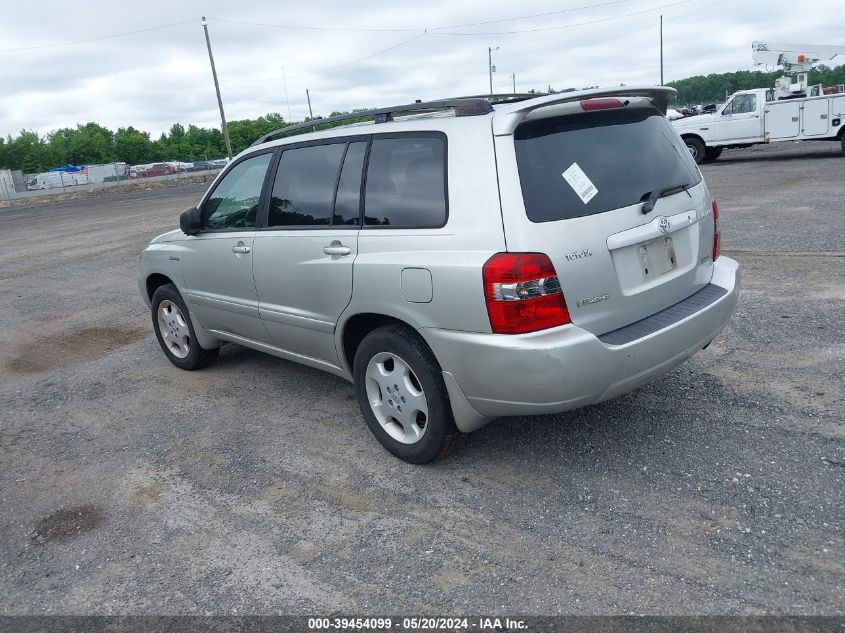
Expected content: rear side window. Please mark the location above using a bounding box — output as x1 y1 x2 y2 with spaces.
514 108 701 223
333 142 367 225
364 136 447 227
268 143 345 226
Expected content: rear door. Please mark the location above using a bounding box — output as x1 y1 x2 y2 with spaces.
251 139 365 365
495 103 715 336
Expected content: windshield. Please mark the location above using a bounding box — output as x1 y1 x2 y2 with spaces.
514 107 701 223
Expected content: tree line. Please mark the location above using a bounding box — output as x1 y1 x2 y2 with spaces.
0 114 291 173
2 64 843 173
668 64 845 105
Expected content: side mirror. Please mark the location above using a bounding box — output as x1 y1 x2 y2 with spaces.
179 206 202 235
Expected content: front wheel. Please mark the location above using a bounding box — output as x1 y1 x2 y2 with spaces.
151 284 219 370
703 147 723 162
684 137 706 165
353 325 466 464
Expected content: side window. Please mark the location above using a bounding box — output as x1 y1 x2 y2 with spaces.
332 142 367 225
268 143 345 227
727 94 756 115
742 94 757 113
364 136 446 227
202 152 272 230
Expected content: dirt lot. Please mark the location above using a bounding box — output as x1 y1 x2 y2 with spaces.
0 141 842 615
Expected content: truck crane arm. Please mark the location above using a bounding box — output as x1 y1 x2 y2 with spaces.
753 42 845 71
752 41 845 98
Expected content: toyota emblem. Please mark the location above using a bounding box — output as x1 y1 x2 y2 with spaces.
657 217 671 234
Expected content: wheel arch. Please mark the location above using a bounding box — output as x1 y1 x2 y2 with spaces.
680 132 707 146
144 271 219 350
145 272 175 301
340 312 414 375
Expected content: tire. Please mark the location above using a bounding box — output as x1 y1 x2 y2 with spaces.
840 135 845 153
703 147 723 162
353 325 467 464
684 137 706 164
151 284 219 370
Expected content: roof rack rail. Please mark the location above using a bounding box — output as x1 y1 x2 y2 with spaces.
250 97 495 147
449 93 546 103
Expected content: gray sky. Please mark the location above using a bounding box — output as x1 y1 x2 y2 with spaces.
1 0 843 138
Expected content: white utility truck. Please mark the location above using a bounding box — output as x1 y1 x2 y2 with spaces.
672 42 845 163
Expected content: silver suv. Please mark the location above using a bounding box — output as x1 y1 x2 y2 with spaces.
139 87 740 463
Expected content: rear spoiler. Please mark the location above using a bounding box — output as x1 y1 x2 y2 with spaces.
492 85 676 136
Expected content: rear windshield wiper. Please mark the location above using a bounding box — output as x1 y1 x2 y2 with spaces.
641 183 692 214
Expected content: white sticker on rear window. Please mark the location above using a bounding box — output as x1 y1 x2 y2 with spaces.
562 162 598 204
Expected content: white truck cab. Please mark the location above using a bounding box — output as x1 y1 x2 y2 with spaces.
672 87 845 163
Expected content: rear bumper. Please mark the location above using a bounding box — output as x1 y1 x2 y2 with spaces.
423 257 739 429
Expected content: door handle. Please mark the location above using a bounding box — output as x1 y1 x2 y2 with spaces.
323 241 351 256
232 243 251 254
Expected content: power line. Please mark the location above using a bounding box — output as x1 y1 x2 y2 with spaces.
429 0 637 30
0 18 195 53
285 32 427 80
221 84 283 106
209 0 641 34
223 33 426 83
662 0 732 22
222 0 697 84
424 0 698 36
210 16 418 33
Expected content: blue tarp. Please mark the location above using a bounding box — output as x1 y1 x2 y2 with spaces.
48 165 84 172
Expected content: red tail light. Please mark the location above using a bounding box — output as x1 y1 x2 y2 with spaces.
712 198 721 261
482 253 571 334
580 98 626 111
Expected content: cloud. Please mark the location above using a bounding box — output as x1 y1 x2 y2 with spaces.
1 0 843 137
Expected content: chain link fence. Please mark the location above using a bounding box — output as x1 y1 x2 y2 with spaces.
0 161 227 203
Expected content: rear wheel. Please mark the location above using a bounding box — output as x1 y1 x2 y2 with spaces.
151 284 218 370
684 137 706 164
353 325 466 464
703 147 723 162
840 135 845 153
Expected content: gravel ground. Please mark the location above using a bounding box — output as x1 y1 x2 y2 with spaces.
0 141 842 615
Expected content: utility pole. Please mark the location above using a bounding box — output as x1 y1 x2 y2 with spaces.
511 73 516 94
282 66 292 122
488 47 493 94
201 16 232 160
488 46 499 94
659 14 664 85
306 89 315 131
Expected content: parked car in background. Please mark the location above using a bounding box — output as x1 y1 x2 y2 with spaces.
139 87 739 463
138 163 178 178
187 161 213 172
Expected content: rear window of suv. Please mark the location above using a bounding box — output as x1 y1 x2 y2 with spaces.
514 107 701 223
